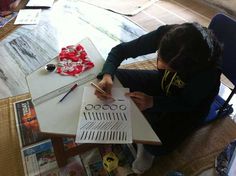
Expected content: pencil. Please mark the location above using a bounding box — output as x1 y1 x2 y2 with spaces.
90 82 107 94
90 82 115 101
59 83 78 102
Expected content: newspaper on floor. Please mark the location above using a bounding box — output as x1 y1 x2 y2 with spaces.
14 98 79 149
21 139 58 176
14 98 48 147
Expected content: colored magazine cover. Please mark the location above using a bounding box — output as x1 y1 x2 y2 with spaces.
14 99 47 147
60 155 87 176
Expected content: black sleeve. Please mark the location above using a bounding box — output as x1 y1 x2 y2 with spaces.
97 25 175 79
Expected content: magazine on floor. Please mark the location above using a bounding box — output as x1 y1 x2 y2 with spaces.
60 155 87 176
14 98 48 147
21 140 58 176
14 98 79 149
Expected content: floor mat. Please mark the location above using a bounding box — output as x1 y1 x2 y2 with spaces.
0 94 30 176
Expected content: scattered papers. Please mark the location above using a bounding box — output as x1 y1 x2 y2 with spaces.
26 0 54 8
14 9 41 25
76 87 132 144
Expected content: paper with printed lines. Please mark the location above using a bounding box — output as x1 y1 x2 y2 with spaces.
76 86 132 144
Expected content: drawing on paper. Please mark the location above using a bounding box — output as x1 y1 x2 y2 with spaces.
76 87 132 144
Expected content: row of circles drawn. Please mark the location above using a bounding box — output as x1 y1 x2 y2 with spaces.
85 104 127 111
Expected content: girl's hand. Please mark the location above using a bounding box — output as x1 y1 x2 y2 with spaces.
95 74 113 101
126 91 153 111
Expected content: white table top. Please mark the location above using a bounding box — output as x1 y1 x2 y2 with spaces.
26 38 161 145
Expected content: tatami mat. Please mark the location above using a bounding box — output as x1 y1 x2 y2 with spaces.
127 0 221 31
0 93 30 176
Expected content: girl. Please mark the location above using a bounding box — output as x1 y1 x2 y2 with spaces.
95 22 222 174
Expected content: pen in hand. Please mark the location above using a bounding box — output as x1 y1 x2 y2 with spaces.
90 82 107 94
59 83 78 102
90 82 115 101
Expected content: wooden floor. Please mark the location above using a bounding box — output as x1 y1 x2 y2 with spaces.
127 0 221 32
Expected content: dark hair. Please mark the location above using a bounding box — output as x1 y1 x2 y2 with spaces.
158 23 222 74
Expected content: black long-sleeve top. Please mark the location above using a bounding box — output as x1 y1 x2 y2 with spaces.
97 25 221 116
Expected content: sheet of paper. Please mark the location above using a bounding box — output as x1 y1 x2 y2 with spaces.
14 9 41 25
26 0 54 8
76 86 132 144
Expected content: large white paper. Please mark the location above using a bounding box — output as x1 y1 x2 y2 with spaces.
14 9 41 25
76 87 132 144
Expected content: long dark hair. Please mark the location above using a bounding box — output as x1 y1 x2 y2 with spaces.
158 23 222 74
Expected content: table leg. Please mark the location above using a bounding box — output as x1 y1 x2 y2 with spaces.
51 137 67 168
51 136 100 168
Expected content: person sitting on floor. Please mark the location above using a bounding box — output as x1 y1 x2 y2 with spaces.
0 0 21 17
94 22 222 174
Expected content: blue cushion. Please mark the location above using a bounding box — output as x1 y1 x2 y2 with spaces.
204 95 233 123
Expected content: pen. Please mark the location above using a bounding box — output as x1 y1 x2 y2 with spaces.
59 83 78 102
